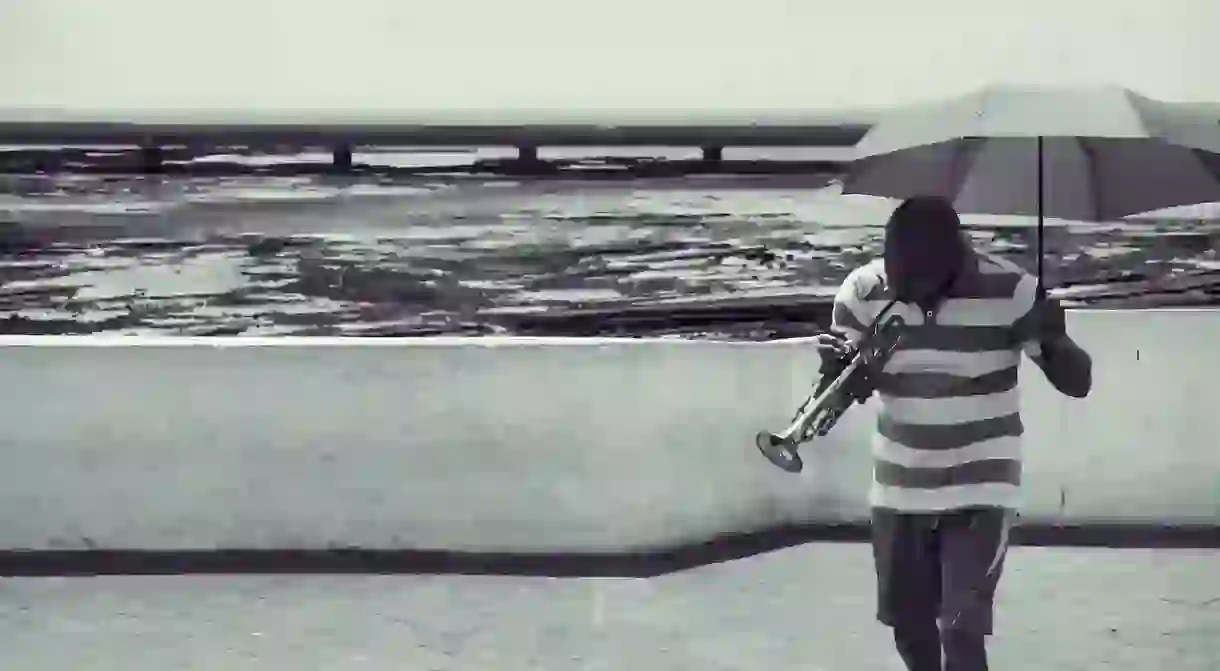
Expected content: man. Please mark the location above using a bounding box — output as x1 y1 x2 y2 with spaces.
814 196 1092 671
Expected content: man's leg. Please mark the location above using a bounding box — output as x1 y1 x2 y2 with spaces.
872 508 944 671
937 507 1014 671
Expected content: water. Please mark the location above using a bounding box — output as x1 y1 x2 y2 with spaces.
1 147 1218 338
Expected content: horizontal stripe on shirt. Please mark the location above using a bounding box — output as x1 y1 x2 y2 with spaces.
868 481 1022 512
876 364 1018 399
873 456 1022 489
878 412 1024 451
872 434 1022 469
880 387 1020 426
848 298 1023 329
883 349 1019 378
892 323 1018 352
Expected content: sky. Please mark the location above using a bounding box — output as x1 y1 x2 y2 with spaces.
1 0 1219 115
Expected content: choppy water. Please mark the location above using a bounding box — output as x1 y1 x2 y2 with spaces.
1 148 1218 339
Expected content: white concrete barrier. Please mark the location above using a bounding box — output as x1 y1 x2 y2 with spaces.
0 310 1216 553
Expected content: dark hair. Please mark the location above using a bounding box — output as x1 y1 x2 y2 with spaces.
883 196 966 303
885 196 961 240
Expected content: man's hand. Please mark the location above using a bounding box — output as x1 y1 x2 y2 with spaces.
1026 296 1093 398
813 330 852 384
812 330 878 403
1031 295 1068 344
812 331 851 364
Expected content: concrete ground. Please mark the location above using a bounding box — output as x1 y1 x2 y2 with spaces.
2 543 1217 670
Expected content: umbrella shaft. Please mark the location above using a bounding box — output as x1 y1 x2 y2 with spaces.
1036 136 1045 297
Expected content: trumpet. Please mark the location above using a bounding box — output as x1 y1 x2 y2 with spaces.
755 303 906 473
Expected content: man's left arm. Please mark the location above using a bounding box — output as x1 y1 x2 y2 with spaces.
1013 278 1093 399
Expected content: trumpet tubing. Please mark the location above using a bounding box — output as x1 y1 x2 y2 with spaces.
753 354 867 473
754 308 907 473
777 356 864 442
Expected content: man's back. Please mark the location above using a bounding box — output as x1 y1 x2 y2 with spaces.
831 252 1039 513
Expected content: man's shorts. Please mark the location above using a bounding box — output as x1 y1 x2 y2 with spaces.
871 506 1014 634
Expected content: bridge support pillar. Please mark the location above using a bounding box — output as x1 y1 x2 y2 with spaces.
139 145 164 174
701 146 724 162
332 145 354 171
516 145 539 162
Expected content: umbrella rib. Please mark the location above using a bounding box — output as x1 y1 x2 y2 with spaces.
976 88 996 136
1123 89 1160 139
1082 139 1103 222
947 137 988 203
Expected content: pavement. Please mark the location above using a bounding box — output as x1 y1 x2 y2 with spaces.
2 543 1216 670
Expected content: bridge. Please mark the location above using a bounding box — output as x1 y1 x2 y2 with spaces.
3 102 1217 177
0 108 877 175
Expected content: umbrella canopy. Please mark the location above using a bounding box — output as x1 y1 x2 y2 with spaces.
843 84 1220 222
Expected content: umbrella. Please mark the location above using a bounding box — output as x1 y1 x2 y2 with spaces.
840 84 1220 293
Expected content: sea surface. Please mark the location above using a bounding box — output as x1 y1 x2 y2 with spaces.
2 147 1218 339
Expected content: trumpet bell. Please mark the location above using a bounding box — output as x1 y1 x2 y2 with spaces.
754 430 805 473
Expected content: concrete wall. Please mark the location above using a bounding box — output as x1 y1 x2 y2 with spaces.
0 310 1216 553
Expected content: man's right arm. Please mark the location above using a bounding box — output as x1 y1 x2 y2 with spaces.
817 270 868 374
817 269 882 403
830 269 869 344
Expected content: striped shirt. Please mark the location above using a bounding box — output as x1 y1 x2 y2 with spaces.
831 253 1042 513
